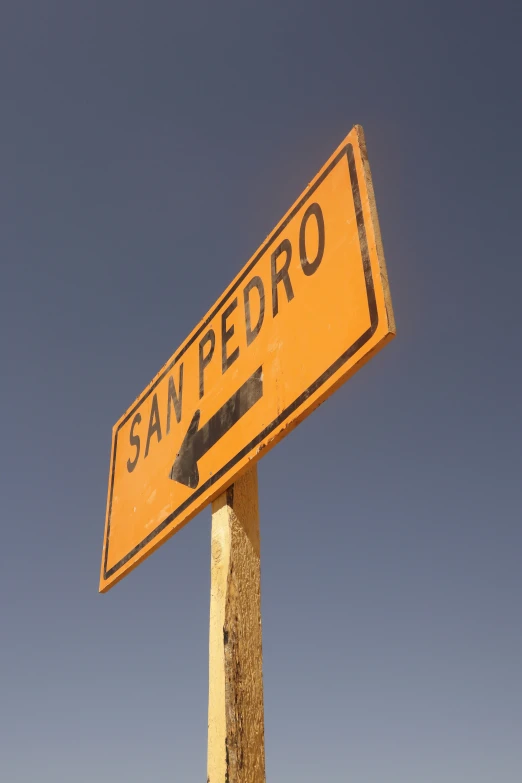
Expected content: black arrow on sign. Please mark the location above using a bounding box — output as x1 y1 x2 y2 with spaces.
169 366 263 489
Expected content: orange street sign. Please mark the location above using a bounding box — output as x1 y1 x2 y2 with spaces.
100 125 395 592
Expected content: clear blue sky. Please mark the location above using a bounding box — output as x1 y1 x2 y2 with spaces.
1 2 520 781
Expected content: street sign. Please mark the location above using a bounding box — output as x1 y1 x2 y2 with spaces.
100 124 395 592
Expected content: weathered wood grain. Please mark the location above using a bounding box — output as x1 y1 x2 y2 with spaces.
207 465 266 783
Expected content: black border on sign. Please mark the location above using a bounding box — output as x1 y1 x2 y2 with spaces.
103 143 377 581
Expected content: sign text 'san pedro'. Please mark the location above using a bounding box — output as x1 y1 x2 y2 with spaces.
100 125 395 591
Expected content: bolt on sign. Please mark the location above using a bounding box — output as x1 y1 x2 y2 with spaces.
100 125 395 592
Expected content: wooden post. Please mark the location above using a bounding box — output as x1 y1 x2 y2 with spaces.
207 465 266 783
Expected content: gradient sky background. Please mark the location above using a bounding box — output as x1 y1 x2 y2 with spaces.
1 2 521 781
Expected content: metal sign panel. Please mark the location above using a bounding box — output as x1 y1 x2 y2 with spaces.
100 125 395 592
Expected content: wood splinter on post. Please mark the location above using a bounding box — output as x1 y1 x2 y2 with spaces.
207 465 266 783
